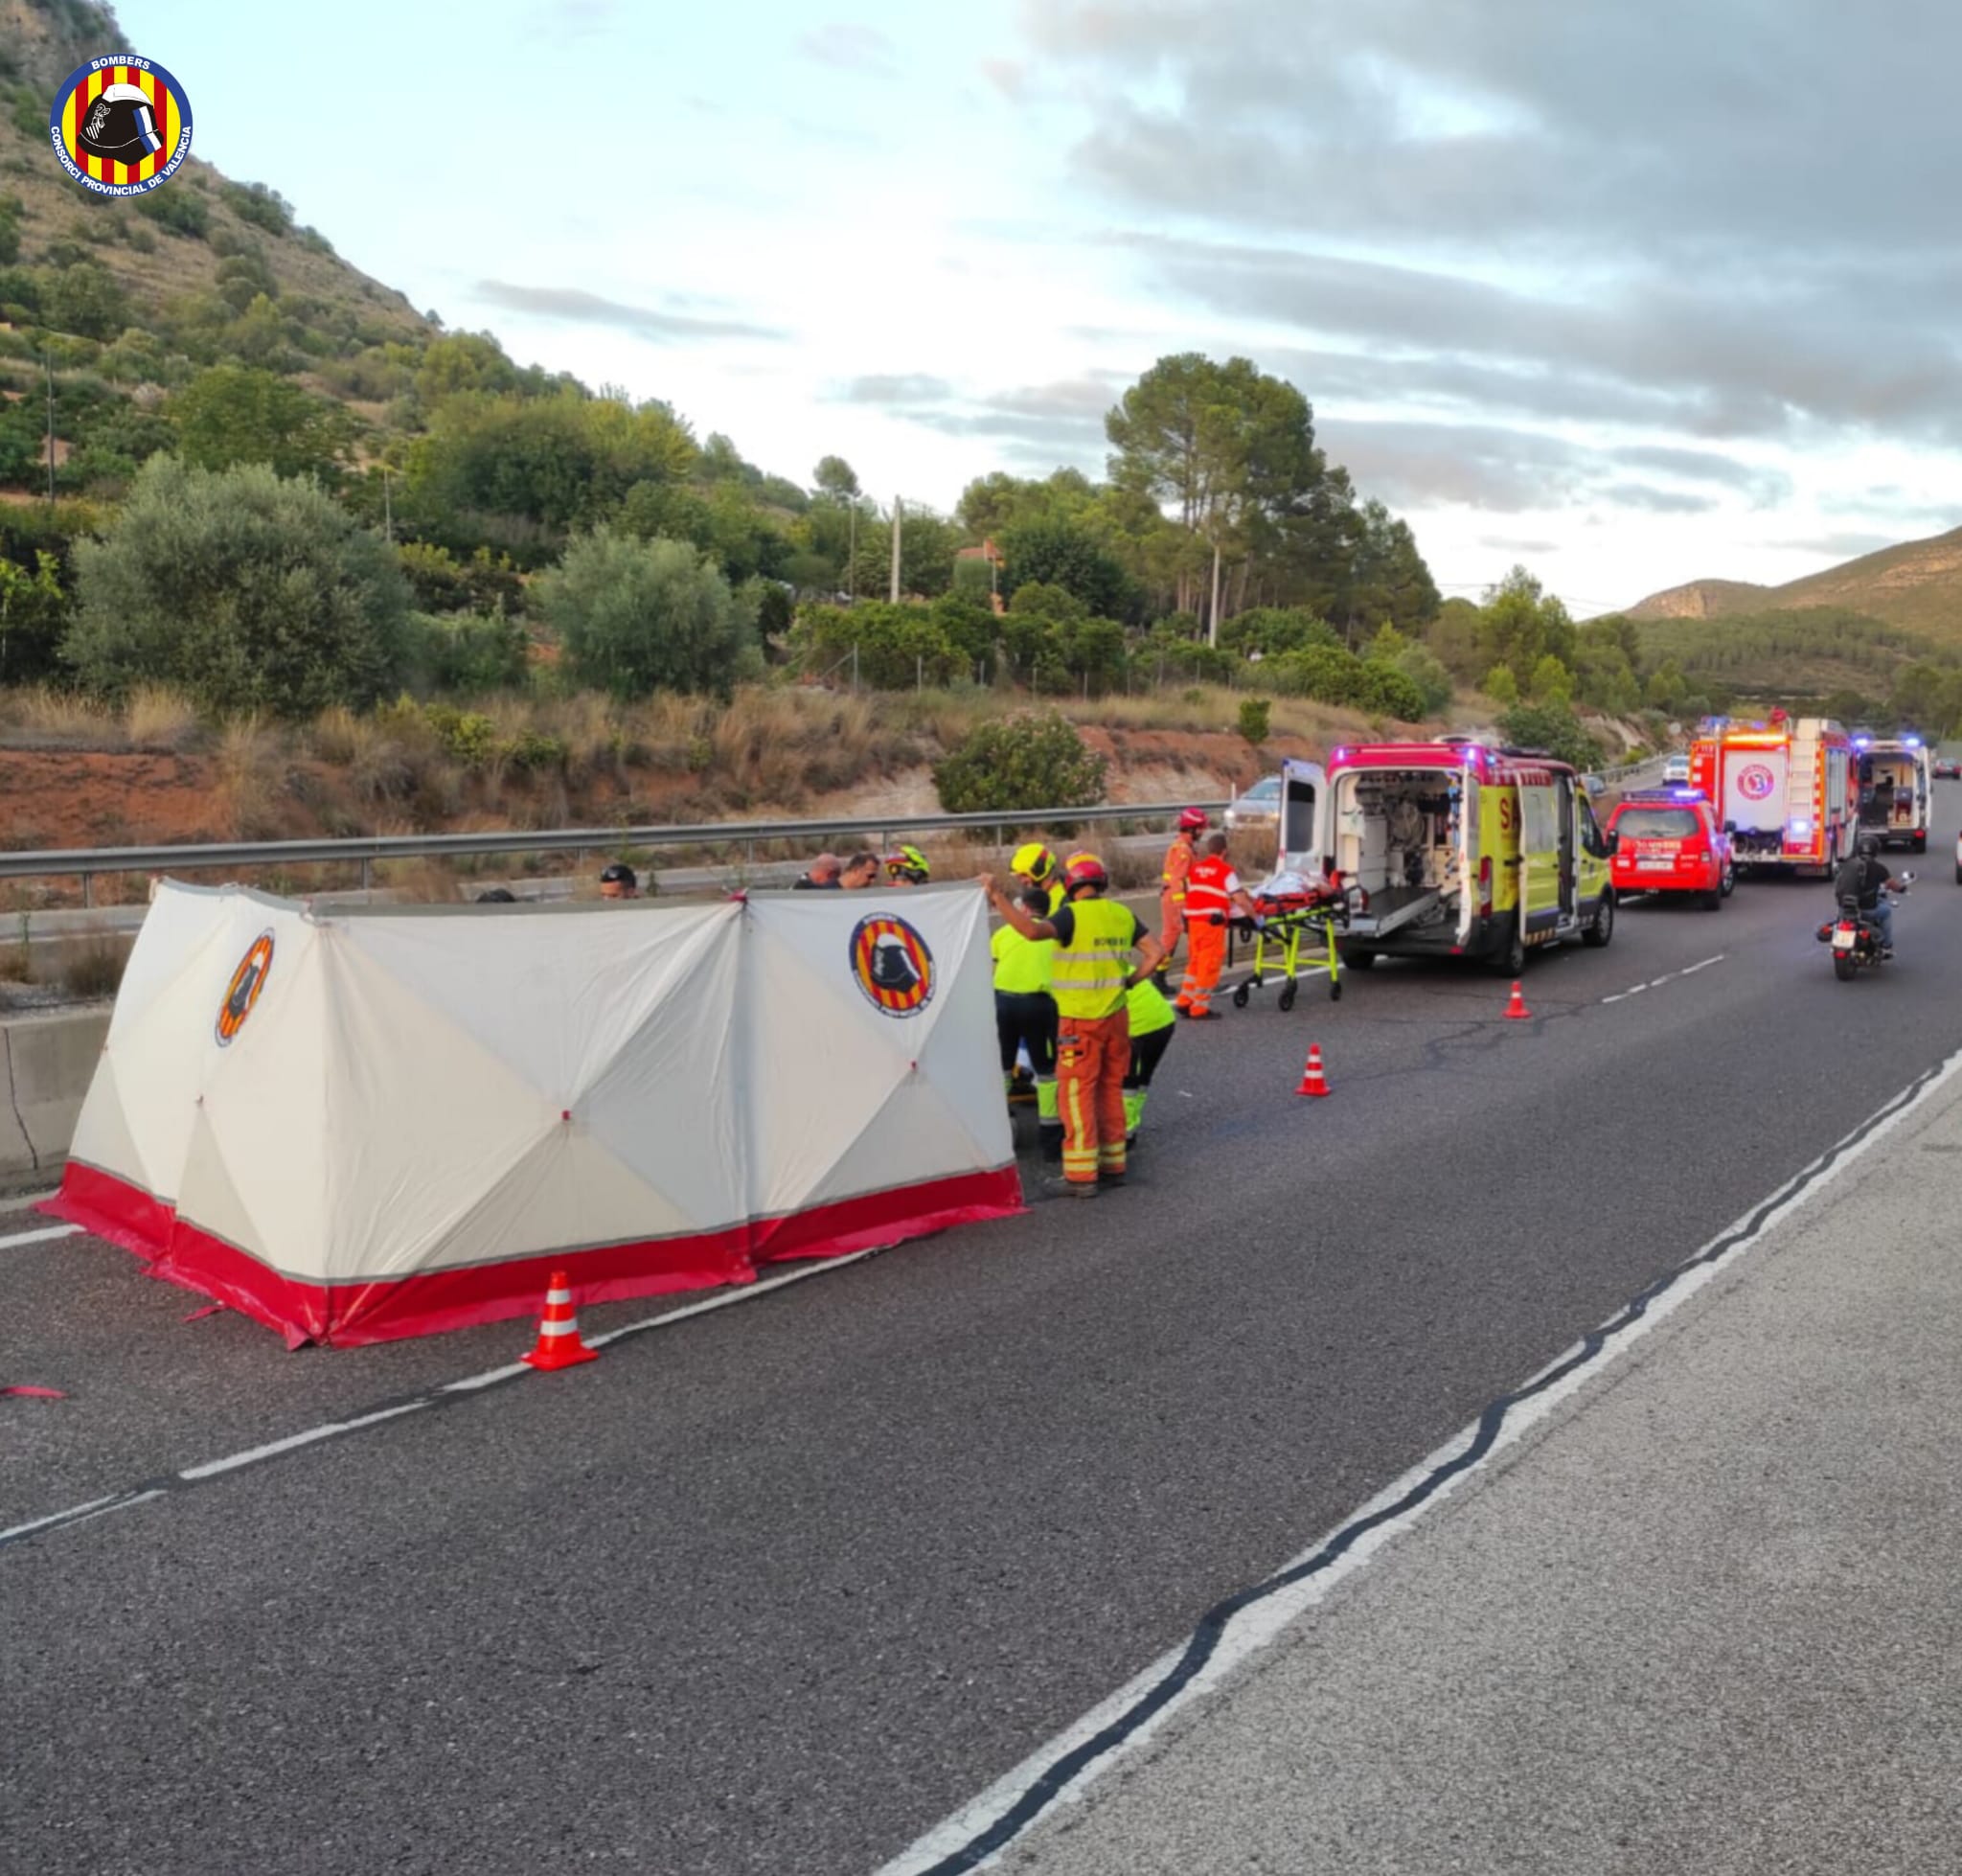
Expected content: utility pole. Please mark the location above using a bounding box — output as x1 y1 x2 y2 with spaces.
889 495 902 604
1207 538 1223 648
44 354 56 505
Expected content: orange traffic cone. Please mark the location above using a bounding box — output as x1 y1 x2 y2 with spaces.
1295 1044 1331 1098
1504 979 1531 1020
521 1270 600 1371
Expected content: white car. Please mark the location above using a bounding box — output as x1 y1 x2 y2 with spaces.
1223 773 1282 835
1662 754 1691 784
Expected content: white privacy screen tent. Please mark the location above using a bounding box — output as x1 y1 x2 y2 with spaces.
49 882 1020 1346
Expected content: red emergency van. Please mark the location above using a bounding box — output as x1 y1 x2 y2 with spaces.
1606 789 1735 909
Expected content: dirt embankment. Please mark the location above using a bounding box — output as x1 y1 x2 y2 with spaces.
0 723 1299 893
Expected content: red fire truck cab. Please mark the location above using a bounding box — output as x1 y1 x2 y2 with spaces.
1687 715 1857 877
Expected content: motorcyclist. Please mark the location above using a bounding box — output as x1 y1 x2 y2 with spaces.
1833 834 1902 956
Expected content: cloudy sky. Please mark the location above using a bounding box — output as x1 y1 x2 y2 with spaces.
123 0 1962 610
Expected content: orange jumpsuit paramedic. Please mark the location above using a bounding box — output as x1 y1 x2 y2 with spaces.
1175 833 1258 1019
984 855 1163 1197
1158 810 1206 974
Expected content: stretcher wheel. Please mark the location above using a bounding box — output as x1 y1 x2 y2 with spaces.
1277 980 1297 1012
1329 977 1342 1002
1231 982 1250 1009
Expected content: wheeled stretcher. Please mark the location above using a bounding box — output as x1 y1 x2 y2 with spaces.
1228 873 1350 1011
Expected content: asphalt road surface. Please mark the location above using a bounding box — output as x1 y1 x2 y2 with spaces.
7 801 1962 1875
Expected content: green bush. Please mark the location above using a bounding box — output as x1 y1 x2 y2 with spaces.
134 187 210 238
66 457 411 716
932 710 1107 814
1497 701 1603 769
1238 697 1271 745
40 263 128 340
792 600 959 689
224 182 294 236
534 528 755 698
412 609 530 692
1357 660 1427 721
1219 606 1338 658
421 701 499 766
1263 643 1365 704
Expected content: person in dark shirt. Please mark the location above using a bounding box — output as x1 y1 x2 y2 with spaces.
793 853 842 889
1833 835 1899 953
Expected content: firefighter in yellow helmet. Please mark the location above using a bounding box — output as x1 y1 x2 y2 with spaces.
983 854 1163 1197
1011 841 1066 916
883 843 931 885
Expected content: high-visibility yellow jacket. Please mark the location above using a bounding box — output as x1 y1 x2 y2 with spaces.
1126 975 1176 1037
991 924 1054 995
1050 897 1139 1020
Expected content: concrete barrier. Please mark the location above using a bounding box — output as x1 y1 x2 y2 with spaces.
0 1009 110 1184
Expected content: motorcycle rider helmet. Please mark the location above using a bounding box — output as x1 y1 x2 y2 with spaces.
1177 808 1209 834
1063 855 1109 897
1011 841 1058 886
1858 834 1881 858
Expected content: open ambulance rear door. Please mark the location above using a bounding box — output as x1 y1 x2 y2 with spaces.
1517 777 1563 936
1277 760 1326 875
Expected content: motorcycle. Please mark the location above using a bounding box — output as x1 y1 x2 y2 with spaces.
1819 874 1912 981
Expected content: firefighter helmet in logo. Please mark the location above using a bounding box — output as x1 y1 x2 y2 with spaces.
1737 764 1776 801
848 914 935 1018
216 930 275 1047
49 57 193 197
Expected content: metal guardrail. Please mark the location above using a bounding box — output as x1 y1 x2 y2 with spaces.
0 801 1233 903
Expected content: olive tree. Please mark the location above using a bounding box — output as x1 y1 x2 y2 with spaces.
67 457 410 715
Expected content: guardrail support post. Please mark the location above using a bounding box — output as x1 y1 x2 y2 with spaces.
360 858 372 896
82 873 93 909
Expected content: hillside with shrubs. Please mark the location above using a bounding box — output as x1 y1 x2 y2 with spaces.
0 0 1675 888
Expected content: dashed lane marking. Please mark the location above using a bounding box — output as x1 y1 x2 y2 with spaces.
0 1224 79 1251
0 1247 882 1553
1602 953 1725 1004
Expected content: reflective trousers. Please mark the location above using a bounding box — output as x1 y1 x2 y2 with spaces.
1058 1009 1130 1185
1159 889 1186 961
1123 1023 1174 1140
1175 916 1227 1015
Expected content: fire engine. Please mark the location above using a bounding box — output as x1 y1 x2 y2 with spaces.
1687 713 1856 876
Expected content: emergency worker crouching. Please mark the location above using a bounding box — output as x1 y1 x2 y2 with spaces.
991 886 1061 1158
983 854 1162 1197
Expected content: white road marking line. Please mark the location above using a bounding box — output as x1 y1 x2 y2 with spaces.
583 1248 878 1351
874 1039 1959 1876
1601 953 1724 1006
0 1224 79 1250
0 1492 128 1546
2 1247 887 1550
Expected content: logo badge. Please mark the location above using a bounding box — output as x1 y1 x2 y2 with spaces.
848 914 935 1018
1737 764 1776 801
50 56 193 197
216 931 274 1047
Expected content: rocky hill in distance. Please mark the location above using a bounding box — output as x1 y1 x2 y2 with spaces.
1628 523 1962 644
